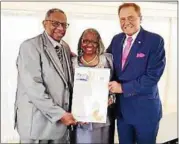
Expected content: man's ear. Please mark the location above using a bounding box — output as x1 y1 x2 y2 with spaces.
140 16 142 23
42 20 46 29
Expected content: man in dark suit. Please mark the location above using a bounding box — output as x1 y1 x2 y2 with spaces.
107 3 166 144
15 8 76 143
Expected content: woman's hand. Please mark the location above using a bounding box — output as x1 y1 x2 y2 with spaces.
108 97 114 106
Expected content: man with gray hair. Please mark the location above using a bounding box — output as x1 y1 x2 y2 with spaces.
14 8 76 143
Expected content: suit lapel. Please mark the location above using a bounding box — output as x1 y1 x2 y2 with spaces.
61 41 73 86
116 34 126 73
122 28 144 71
41 32 68 86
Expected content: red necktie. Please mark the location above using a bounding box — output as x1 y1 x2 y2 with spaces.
122 37 133 70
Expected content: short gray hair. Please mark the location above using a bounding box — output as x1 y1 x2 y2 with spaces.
45 8 65 19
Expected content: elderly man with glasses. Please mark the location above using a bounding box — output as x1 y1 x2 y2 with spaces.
15 8 76 143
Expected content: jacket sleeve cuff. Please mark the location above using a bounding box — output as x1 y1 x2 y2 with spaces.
45 109 66 123
122 81 137 97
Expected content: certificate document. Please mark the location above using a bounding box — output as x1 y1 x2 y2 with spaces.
72 67 110 123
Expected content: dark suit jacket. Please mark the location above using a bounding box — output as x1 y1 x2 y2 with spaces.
106 27 166 124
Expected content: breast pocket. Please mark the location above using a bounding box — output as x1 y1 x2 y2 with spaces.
135 51 148 62
132 53 147 72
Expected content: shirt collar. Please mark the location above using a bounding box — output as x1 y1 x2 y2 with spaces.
45 31 62 47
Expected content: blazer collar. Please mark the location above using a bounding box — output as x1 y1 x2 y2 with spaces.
41 32 68 87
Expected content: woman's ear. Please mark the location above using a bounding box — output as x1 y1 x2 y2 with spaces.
80 48 84 56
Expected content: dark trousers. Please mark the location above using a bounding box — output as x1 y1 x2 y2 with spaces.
117 118 159 144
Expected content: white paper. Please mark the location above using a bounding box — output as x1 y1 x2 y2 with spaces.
72 67 110 123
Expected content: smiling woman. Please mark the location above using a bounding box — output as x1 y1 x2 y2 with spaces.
80 29 100 65
72 28 115 144
1 2 177 143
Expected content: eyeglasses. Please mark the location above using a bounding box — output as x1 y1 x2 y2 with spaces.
120 16 139 23
46 20 69 29
82 39 98 46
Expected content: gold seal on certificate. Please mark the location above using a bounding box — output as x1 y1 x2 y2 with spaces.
72 67 110 123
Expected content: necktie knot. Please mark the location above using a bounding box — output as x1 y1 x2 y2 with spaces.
55 45 59 50
127 36 133 43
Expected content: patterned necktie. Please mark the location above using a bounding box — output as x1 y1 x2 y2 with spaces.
55 45 64 69
55 45 70 82
122 36 133 70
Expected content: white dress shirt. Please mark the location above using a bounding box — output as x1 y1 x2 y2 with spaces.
123 27 141 52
